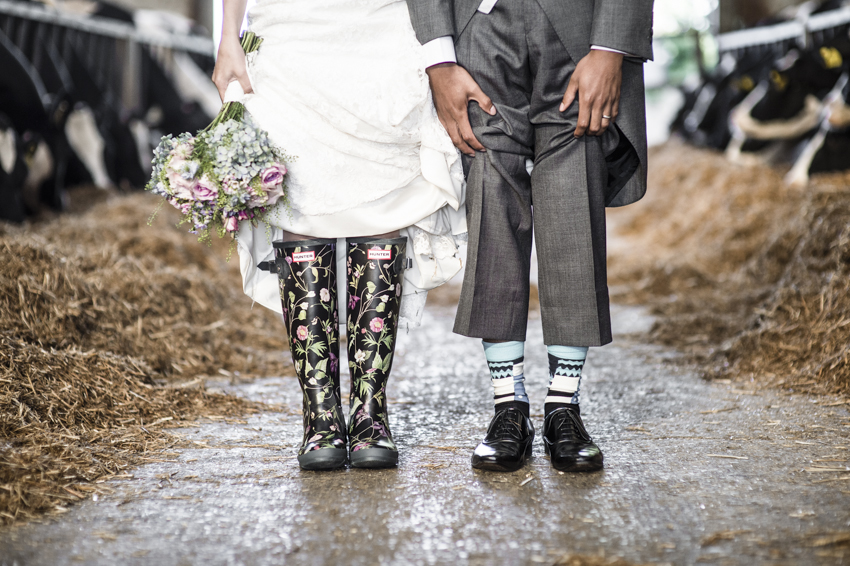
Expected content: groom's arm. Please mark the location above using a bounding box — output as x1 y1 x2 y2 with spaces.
590 0 654 63
406 1 496 156
562 0 653 138
406 0 456 45
406 0 496 156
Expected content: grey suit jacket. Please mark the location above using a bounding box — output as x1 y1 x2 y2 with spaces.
405 0 654 207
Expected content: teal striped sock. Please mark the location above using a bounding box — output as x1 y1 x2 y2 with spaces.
545 345 588 415
483 341 529 418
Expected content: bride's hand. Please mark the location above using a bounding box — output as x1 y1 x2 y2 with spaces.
212 35 254 102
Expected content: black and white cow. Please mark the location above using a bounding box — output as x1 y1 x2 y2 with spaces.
0 113 28 223
673 47 780 150
0 0 218 216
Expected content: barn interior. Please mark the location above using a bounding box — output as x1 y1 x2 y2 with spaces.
1 0 849 547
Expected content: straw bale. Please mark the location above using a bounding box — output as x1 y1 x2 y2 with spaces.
609 140 850 397
0 190 289 525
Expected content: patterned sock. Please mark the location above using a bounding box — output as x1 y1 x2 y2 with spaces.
483 341 529 418
545 345 589 416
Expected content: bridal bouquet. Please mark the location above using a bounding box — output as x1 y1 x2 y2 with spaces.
146 32 289 242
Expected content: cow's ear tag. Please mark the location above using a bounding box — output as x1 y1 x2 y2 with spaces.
821 46 843 69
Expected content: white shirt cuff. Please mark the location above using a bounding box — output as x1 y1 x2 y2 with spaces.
590 45 635 57
423 36 457 69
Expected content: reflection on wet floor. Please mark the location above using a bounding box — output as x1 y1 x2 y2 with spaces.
1 305 849 566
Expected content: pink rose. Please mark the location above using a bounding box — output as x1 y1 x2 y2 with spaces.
224 216 238 232
296 325 309 341
247 164 286 208
369 318 384 333
264 182 285 207
166 167 194 201
261 164 286 189
193 176 218 201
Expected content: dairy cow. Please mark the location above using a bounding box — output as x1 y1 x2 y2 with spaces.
0 113 28 222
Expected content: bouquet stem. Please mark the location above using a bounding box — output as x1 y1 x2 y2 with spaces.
204 32 264 133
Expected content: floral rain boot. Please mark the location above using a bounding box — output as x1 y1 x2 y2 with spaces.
346 237 409 468
262 238 347 470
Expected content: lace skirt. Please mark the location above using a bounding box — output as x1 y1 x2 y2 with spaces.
235 0 467 326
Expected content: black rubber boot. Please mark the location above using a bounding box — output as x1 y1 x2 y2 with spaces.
263 238 347 470
345 237 409 468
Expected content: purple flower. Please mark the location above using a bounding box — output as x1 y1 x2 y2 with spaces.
329 353 338 373
369 318 384 332
348 295 360 309
193 176 218 201
261 164 286 189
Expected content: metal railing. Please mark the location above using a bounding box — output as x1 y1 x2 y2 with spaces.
0 0 214 55
0 0 215 114
717 5 850 52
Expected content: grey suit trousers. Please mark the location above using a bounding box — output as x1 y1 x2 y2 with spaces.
453 0 617 346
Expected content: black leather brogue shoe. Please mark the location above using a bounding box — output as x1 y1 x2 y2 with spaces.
471 406 534 472
543 406 603 472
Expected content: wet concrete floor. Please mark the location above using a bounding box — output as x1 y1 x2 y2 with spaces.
1 305 849 566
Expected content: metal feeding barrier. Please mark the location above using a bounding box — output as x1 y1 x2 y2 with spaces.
0 0 215 112
717 5 850 53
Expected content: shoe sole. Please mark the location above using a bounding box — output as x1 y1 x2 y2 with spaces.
544 442 604 472
350 448 398 468
298 448 348 471
471 437 534 473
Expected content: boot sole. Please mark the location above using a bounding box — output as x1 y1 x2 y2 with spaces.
471 437 534 472
350 448 398 468
298 448 348 471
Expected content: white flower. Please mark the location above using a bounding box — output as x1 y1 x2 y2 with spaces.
307 291 316 298
320 288 331 302
354 350 367 364
380 295 389 303
300 302 308 309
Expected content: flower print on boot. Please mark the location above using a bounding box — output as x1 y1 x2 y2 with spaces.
265 238 347 470
346 237 409 468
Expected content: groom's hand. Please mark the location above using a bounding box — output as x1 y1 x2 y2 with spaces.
427 63 497 156
561 50 624 138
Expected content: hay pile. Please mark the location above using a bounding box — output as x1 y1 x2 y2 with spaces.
1 191 289 525
608 141 850 397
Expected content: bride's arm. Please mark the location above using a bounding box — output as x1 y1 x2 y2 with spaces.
211 0 254 101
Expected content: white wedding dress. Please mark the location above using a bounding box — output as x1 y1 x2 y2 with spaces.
234 0 466 326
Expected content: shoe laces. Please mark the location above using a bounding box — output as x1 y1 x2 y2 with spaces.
489 408 524 441
552 408 592 442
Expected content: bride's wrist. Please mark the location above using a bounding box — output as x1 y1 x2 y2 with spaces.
220 28 243 45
